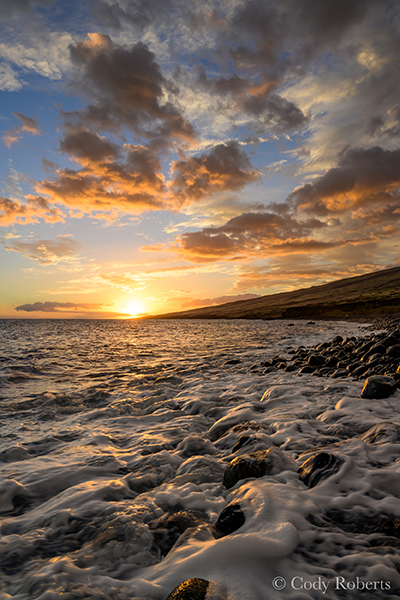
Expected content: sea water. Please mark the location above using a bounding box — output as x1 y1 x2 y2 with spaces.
0 318 399 599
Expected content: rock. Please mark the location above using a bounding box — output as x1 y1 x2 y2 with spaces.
360 375 397 399
332 335 343 344
387 344 400 358
222 358 241 366
352 365 369 378
359 422 400 444
382 335 398 348
215 503 245 536
331 368 348 378
308 354 325 366
299 452 344 488
150 510 208 556
165 579 209 600
299 365 314 374
223 447 295 489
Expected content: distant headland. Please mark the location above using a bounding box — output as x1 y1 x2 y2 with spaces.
148 266 400 320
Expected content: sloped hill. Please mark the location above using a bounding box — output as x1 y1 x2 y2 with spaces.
149 266 400 320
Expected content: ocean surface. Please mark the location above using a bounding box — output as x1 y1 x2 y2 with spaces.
1 318 400 600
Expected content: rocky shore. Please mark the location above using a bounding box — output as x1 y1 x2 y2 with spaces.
242 317 400 385
163 319 400 600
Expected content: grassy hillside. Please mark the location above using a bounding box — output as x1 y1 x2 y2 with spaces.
149 266 400 320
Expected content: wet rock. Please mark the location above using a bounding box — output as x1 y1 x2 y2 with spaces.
387 344 400 358
222 358 241 366
299 365 314 374
332 335 343 344
150 509 208 556
165 579 230 600
308 354 325 367
223 447 295 489
382 335 398 348
352 365 369 378
165 578 209 600
331 368 348 379
326 509 400 541
231 433 274 454
215 503 245 536
361 375 397 399
359 422 400 444
299 452 344 488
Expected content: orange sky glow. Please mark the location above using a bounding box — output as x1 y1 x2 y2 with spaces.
1 0 399 318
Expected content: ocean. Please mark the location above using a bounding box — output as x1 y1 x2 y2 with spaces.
1 318 400 599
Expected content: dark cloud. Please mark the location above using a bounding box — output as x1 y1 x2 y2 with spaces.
242 94 309 133
196 66 308 134
3 235 82 264
177 210 328 261
59 129 121 163
0 0 54 17
289 146 400 215
0 196 63 225
66 34 195 143
170 141 260 204
16 301 104 313
88 0 171 30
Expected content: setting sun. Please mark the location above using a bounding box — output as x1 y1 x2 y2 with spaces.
123 299 145 317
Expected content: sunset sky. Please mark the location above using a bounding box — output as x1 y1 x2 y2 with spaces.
1 0 399 318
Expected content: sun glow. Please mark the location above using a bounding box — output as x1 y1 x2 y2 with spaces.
123 299 145 317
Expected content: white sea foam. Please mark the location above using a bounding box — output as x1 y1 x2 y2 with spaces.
1 318 399 599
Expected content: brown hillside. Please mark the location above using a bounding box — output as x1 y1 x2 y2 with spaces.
148 266 400 320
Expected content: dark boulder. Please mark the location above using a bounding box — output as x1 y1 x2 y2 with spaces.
215 503 245 536
299 452 344 488
361 375 397 399
387 344 400 358
308 354 325 366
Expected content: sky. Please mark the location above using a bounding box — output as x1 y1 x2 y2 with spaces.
0 0 399 318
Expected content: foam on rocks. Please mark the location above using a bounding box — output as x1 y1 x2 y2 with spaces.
1 318 400 600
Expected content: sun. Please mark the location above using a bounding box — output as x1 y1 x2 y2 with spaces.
123 299 145 317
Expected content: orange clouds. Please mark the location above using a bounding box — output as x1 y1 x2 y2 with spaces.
0 195 63 226
40 143 165 213
176 211 329 261
289 147 400 216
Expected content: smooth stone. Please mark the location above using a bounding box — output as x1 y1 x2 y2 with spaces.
215 503 245 536
298 365 314 374
150 510 208 556
299 452 344 488
331 368 348 378
165 579 209 600
361 375 397 399
359 422 400 444
387 344 400 358
308 354 325 366
223 447 295 489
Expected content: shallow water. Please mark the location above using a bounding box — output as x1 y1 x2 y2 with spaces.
1 318 399 600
